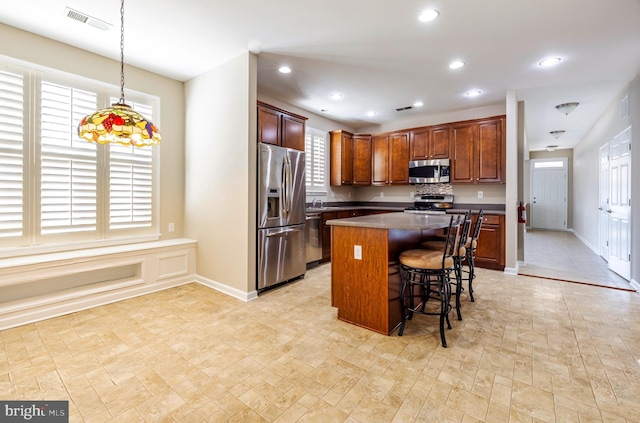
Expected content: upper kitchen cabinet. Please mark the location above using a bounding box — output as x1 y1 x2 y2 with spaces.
330 130 354 186
257 101 307 151
410 126 450 160
330 131 372 186
352 134 372 186
372 132 410 185
450 116 505 184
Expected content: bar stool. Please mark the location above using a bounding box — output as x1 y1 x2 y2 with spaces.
397 214 462 348
464 209 483 302
420 210 472 320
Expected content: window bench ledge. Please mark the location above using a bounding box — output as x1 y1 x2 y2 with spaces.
0 238 198 330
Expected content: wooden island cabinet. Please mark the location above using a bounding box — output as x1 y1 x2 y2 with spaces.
328 213 455 335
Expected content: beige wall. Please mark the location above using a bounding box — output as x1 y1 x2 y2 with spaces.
184 52 256 294
0 23 186 242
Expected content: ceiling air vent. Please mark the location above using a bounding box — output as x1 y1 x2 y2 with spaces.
395 106 413 112
65 7 112 31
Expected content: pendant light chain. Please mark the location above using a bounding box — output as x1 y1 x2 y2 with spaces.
77 0 161 146
119 0 125 104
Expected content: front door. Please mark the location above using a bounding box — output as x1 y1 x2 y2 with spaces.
530 158 568 230
599 143 610 261
608 127 631 280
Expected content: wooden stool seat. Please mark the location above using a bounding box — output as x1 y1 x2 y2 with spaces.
399 249 454 269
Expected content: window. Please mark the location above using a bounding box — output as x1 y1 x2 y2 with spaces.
533 160 564 169
0 60 159 252
305 127 327 193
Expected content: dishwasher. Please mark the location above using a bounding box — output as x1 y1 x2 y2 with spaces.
305 213 323 264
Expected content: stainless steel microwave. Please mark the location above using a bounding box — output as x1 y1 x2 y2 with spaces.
409 158 450 184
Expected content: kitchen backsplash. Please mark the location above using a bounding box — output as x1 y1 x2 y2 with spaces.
415 183 454 196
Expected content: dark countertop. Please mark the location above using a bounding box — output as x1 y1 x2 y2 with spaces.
306 202 505 215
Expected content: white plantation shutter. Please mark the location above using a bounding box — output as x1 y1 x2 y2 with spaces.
0 70 24 238
40 81 97 234
305 127 327 191
109 100 154 229
0 57 160 250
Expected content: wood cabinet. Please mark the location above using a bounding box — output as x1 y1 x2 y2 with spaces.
410 126 450 160
330 115 505 187
372 132 410 185
330 130 354 186
451 117 505 184
372 135 389 186
257 101 307 151
330 132 371 186
353 134 372 186
321 212 337 262
472 213 505 270
321 209 394 262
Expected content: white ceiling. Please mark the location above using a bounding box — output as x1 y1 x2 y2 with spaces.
2 0 640 151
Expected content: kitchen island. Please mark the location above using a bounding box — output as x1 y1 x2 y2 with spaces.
327 212 456 335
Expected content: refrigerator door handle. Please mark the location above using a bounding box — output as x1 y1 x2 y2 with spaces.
281 156 288 217
286 155 293 214
265 227 304 237
282 154 292 216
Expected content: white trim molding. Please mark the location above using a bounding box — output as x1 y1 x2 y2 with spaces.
0 239 197 330
195 276 259 302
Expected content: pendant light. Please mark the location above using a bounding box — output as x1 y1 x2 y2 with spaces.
78 0 161 147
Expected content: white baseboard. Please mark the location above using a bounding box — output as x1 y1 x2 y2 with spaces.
504 266 518 275
0 239 198 331
569 229 600 255
0 277 195 331
196 276 258 302
630 278 640 292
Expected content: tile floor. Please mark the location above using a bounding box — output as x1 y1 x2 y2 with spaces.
2 264 640 422
519 229 634 291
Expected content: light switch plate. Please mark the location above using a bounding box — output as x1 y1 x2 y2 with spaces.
354 245 362 260
477 191 484 198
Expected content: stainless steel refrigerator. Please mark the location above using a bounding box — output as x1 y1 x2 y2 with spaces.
257 143 306 292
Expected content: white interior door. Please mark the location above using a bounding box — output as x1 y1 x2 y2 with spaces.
608 128 631 280
599 143 610 261
530 159 568 230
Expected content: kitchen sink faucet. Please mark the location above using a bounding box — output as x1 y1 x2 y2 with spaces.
311 198 323 208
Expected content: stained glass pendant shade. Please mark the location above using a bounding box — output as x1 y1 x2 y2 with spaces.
77 0 161 147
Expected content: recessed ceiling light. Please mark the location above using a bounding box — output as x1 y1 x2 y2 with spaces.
449 61 465 69
465 90 482 97
330 92 343 101
539 57 562 67
418 9 439 22
366 111 377 117
278 66 291 74
413 101 424 107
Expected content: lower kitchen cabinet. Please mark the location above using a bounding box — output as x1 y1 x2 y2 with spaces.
473 213 505 270
321 212 337 262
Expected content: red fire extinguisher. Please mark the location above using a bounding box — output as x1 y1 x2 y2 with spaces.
518 201 527 224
